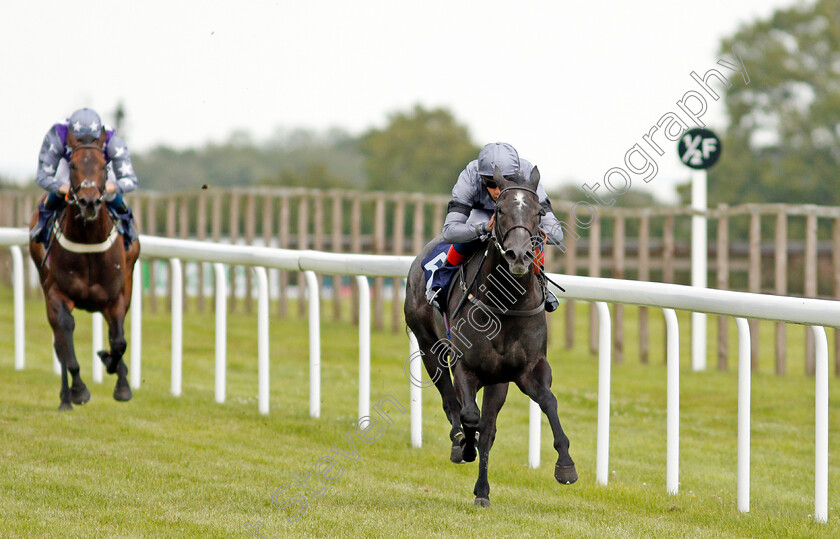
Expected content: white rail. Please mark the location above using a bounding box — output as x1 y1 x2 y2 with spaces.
357 276 371 428
305 270 320 418
595 301 611 486
0 227 835 523
664 308 679 496
131 263 142 389
736 317 751 513
170 258 183 397
213 263 226 402
256 267 270 415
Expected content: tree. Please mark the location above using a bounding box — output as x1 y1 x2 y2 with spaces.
553 184 660 208
133 128 364 191
113 101 126 134
0 175 22 189
258 163 351 189
360 105 480 194
681 0 840 206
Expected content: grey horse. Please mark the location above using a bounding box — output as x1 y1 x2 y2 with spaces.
404 166 577 507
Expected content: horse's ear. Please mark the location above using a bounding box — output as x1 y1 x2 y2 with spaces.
66 127 78 147
528 166 541 190
493 165 505 185
493 166 516 189
96 127 107 146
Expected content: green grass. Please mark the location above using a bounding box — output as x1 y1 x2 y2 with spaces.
1 286 839 538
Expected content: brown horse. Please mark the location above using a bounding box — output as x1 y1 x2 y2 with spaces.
29 127 141 411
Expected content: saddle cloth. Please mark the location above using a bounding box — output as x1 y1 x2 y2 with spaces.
422 242 459 305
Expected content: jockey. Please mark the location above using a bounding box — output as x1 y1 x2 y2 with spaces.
428 142 564 312
30 108 139 248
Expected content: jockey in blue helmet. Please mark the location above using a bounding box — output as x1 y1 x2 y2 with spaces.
30 107 139 248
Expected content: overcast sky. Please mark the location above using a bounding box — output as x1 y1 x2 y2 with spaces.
0 0 800 200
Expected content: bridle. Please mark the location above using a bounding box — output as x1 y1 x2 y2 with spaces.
492 186 543 256
450 186 547 319
67 143 107 207
41 142 116 262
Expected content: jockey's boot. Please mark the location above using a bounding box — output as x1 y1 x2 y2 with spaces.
108 196 138 250
426 260 456 313
30 192 65 244
426 286 443 312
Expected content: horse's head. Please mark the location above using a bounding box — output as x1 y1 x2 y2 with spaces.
66 127 108 222
492 165 545 277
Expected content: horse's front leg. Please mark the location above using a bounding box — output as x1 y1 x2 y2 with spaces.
516 359 577 485
414 330 465 462
452 365 481 464
46 292 87 410
101 297 132 402
473 382 508 507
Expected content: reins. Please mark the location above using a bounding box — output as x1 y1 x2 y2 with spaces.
450 243 492 319
492 186 540 254
40 142 117 263
66 143 107 209
449 186 551 319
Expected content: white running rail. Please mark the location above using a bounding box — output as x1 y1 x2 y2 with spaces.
0 227 836 523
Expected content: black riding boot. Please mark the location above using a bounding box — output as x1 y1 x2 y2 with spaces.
538 270 559 312
30 193 65 244
545 289 560 312
108 198 138 250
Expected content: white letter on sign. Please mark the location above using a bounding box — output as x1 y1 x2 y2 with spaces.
702 138 717 160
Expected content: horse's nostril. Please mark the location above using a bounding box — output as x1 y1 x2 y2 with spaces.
504 250 517 263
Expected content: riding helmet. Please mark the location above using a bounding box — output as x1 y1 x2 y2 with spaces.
477 142 520 177
68 108 104 140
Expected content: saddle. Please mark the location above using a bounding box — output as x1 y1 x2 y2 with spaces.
422 241 486 315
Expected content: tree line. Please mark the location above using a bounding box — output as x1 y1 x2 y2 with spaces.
137 2 840 211
6 1 836 213
132 105 480 196
678 0 840 208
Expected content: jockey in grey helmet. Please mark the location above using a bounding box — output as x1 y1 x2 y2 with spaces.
31 108 139 249
429 142 564 312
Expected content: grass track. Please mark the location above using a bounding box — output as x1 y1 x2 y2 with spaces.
1 286 839 538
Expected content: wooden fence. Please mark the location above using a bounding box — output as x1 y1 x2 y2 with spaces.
2 187 839 376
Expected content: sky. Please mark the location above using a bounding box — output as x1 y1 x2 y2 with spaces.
0 0 802 201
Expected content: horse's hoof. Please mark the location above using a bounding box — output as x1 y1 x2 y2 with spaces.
58 402 73 412
474 497 491 508
114 384 133 402
555 464 578 485
450 444 464 463
450 433 465 463
98 351 118 375
71 386 90 405
459 432 478 462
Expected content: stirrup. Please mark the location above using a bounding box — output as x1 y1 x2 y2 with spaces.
29 224 43 243
120 218 138 249
124 218 138 243
109 205 138 247
426 287 443 312
545 289 559 312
